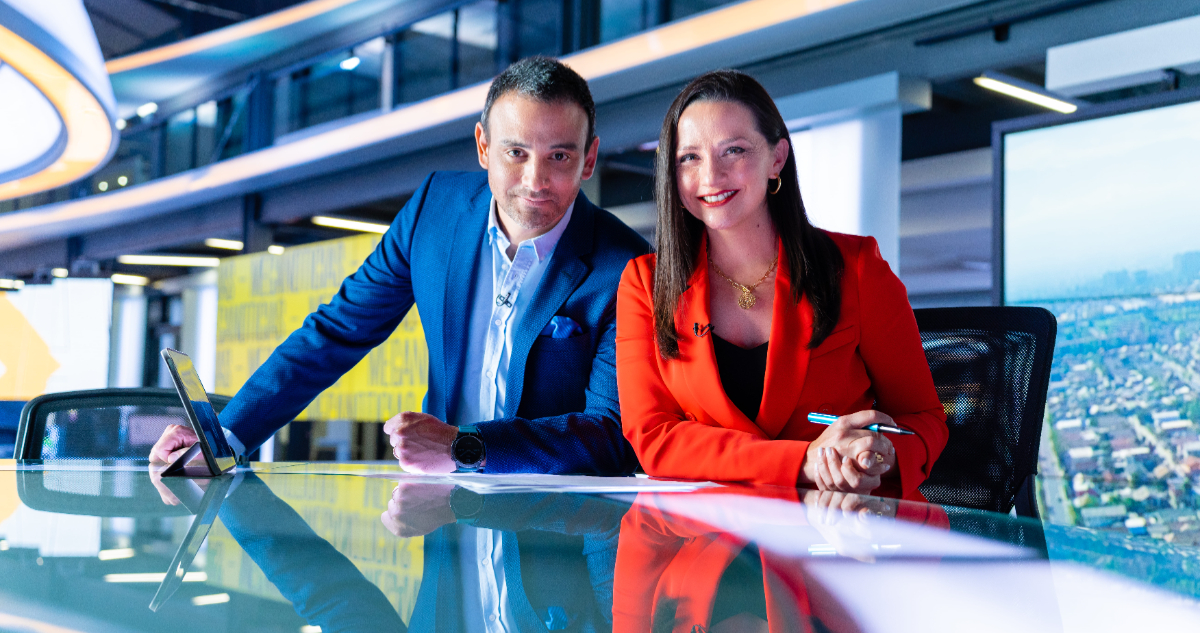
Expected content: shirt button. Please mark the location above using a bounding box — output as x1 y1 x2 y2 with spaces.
489 614 497 622
486 370 493 378
494 319 502 326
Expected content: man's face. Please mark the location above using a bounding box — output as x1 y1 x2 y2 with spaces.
475 93 598 236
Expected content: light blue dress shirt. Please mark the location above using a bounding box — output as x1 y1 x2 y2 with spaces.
453 197 575 427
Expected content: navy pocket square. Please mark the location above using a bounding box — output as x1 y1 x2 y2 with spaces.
540 315 583 338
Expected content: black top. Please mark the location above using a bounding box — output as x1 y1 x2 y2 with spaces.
711 333 769 421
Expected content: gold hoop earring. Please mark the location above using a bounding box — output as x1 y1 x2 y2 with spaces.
769 176 782 195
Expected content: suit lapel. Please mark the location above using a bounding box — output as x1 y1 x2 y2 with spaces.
503 191 593 418
441 187 490 425
676 237 767 438
756 247 810 439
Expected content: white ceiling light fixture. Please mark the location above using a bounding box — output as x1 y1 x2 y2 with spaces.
312 215 389 234
135 101 158 118
110 273 148 285
0 0 119 201
204 238 243 250
117 254 220 267
339 56 360 71
973 71 1083 114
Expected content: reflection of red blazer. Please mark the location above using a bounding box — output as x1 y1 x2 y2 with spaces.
615 232 948 500
612 488 950 633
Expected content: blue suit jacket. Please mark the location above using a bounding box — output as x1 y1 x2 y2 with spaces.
220 171 649 474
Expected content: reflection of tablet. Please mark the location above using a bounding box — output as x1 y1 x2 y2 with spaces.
160 349 235 477
149 474 234 612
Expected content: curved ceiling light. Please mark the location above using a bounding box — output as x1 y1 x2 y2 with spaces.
0 0 118 202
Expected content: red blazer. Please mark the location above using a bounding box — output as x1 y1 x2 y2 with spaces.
615 232 948 500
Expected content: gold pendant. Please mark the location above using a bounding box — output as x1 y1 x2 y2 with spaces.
738 288 756 310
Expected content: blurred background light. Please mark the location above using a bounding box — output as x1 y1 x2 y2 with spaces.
0 0 119 201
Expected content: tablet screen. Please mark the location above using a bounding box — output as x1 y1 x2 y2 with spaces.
162 349 235 462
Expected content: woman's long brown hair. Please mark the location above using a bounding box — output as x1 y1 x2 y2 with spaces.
653 70 844 359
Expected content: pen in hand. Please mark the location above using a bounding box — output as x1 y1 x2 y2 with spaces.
807 412 915 435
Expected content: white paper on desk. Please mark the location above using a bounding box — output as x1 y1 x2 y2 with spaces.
368 472 722 494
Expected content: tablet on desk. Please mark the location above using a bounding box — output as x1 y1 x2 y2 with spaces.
160 348 236 478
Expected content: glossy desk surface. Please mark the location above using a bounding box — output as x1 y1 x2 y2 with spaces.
0 460 1196 633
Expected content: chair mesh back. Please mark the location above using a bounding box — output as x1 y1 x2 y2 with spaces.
17 388 231 461
915 307 1057 514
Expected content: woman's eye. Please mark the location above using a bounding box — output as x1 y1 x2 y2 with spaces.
677 153 696 164
726 146 745 155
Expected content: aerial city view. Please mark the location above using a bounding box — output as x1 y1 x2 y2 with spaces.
1026 252 1200 546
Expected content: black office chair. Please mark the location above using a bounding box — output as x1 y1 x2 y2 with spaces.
914 307 1057 518
15 388 232 462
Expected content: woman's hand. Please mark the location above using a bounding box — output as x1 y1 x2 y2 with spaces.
800 410 897 494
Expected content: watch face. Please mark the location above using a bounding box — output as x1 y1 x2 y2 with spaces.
453 434 485 466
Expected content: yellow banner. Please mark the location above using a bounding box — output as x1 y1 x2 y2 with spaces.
216 234 428 421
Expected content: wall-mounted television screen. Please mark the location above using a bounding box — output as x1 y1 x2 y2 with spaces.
999 87 1200 536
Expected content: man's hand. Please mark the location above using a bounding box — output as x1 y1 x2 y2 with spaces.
149 424 200 464
380 483 457 537
383 412 458 473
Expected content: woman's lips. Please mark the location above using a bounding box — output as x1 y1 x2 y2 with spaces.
698 189 739 207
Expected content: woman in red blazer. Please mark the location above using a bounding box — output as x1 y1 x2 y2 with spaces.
615 70 947 500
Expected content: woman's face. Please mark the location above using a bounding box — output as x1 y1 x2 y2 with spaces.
674 100 789 233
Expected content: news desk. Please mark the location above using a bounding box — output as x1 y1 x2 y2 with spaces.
0 461 1195 632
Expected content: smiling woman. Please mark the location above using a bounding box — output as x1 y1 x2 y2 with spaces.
0 0 118 201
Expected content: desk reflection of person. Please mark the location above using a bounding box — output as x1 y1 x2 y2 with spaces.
615 70 947 499
217 474 408 632
382 484 630 633
613 490 948 633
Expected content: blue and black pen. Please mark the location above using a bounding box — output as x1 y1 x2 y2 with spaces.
807 412 915 435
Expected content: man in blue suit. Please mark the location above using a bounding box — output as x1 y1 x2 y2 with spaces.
151 57 648 475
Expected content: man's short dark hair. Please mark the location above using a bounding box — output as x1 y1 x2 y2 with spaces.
482 56 596 147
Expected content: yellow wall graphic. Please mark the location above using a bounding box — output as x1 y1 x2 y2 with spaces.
216 234 428 421
0 294 61 399
206 474 423 623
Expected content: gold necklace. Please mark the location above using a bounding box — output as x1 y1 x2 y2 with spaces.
708 250 778 310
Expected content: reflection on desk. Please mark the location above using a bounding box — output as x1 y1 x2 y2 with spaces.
0 462 1197 632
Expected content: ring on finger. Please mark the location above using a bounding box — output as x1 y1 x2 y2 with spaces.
875 452 885 464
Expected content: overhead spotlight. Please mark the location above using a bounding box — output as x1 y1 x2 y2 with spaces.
973 71 1081 114
136 102 158 118
111 274 149 286
117 175 128 186
117 255 220 267
204 238 244 250
312 215 389 234
340 56 361 71
115 118 127 130
0 278 22 290
267 245 286 255
51 268 68 278
98 181 108 191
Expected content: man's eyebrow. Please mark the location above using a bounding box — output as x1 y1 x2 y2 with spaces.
499 140 580 151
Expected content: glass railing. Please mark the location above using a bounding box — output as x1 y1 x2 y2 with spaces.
0 0 739 214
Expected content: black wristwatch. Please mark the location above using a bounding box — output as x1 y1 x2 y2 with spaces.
451 425 486 472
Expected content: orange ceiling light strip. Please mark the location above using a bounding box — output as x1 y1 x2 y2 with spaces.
0 23 112 201
566 0 856 79
105 0 360 74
